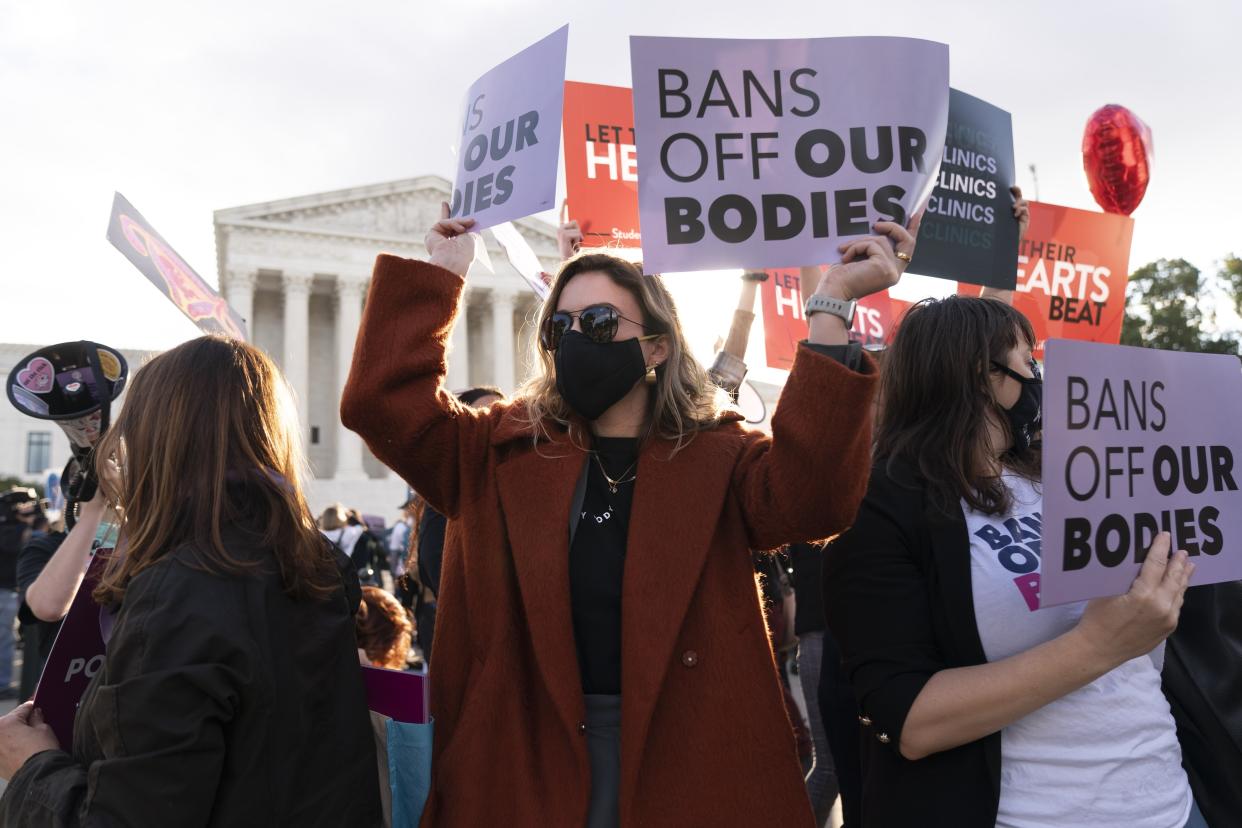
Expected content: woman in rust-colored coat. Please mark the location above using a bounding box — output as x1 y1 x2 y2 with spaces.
341 207 917 827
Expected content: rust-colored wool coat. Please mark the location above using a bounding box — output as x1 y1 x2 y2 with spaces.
342 255 877 828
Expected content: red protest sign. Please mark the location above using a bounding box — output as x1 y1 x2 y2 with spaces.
561 81 640 248
1012 201 1134 353
759 268 910 369
759 269 806 370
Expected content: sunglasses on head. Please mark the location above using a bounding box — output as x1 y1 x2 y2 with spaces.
539 304 658 351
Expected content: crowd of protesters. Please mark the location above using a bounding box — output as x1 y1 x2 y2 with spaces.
0 184 1233 828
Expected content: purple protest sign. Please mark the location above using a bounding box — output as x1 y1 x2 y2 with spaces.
629 36 949 274
362 665 430 724
33 553 109 749
448 25 568 231
1042 339 1242 606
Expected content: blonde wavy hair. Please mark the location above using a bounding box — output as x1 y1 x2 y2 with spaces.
519 253 727 453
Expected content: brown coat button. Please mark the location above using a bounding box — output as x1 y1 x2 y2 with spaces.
877 732 891 744
578 722 586 734
681 650 699 668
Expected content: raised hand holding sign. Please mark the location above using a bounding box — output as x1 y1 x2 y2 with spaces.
824 214 921 301
1074 532 1193 668
426 204 479 277
557 199 583 260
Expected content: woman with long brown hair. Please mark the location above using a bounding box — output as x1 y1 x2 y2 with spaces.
0 336 381 827
341 205 915 827
822 297 1203 827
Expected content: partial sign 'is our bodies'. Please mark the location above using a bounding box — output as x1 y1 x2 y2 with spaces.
447 25 567 231
449 97 540 217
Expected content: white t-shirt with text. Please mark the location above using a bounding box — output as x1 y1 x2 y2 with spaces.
963 473 1190 828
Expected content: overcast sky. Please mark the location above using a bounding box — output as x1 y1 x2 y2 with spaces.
3 0 1239 355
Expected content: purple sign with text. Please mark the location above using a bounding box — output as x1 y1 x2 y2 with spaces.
629 36 949 273
448 25 568 231
33 553 109 749
1042 339 1242 606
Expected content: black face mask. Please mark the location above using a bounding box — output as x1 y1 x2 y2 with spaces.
555 331 649 421
993 360 1043 453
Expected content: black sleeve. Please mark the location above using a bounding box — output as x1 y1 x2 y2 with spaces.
822 475 945 753
350 531 383 573
0 559 253 827
17 533 64 593
417 509 448 596
803 341 863 372
371 533 390 571
789 542 826 636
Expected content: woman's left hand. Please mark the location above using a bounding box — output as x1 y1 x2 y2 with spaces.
1011 185 1030 242
819 213 921 301
0 702 60 780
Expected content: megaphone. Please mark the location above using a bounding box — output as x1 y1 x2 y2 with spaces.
6 341 128 523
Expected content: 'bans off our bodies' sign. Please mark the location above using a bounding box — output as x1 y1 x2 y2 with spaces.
1041 340 1242 606
449 25 568 231
630 36 949 273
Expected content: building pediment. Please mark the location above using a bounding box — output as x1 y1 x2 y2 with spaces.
214 175 557 249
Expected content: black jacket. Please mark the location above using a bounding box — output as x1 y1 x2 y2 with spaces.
0 532 382 827
822 460 1003 828
788 541 826 636
1162 579 1242 826
416 507 447 596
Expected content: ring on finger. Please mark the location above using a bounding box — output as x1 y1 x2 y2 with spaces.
895 251 912 263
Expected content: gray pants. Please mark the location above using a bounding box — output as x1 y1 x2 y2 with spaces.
584 694 621 828
1183 799 1208 828
797 632 839 827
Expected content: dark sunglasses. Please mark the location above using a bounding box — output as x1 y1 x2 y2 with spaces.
540 304 658 351
991 357 1042 382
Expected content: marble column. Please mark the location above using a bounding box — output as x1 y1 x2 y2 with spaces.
335 273 367 479
491 288 517 393
281 271 313 442
445 291 471 392
223 269 256 339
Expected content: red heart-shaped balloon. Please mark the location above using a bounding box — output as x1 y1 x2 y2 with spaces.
1082 104 1153 216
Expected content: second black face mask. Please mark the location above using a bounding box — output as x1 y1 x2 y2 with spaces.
554 330 649 421
1002 377 1043 453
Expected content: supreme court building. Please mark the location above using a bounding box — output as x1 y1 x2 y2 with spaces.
213 175 560 518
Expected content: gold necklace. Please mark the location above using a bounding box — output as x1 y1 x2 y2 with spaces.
592 452 637 494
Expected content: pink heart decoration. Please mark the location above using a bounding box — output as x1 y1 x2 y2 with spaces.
16 357 54 394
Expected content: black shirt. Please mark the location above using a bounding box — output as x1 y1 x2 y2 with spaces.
0 524 30 590
569 436 637 695
563 343 862 696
